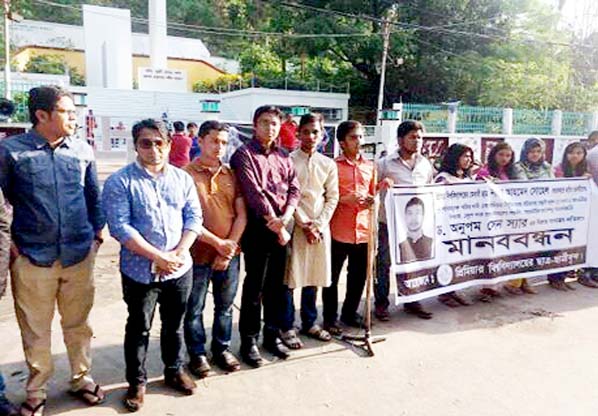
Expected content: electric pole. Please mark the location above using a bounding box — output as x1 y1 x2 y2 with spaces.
3 0 10 100
376 7 397 125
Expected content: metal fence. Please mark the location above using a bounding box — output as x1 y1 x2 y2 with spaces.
402 104 448 133
457 105 503 134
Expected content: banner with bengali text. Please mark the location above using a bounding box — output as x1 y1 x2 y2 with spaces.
385 178 595 304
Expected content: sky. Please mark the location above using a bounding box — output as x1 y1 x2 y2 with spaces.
544 0 598 38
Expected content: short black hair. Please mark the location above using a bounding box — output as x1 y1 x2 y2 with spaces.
253 105 283 125
397 120 424 139
405 196 425 214
28 85 74 126
198 120 229 138
187 122 198 130
336 120 361 142
173 121 185 132
131 119 169 144
298 113 324 129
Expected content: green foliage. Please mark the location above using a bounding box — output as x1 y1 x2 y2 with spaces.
5 0 598 117
23 54 85 86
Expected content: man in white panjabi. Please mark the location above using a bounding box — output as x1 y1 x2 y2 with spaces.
280 113 339 349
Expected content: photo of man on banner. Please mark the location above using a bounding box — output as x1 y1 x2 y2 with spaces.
394 193 435 264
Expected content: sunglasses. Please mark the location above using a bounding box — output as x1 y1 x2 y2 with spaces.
137 138 168 150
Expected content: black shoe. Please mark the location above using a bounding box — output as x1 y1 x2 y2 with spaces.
213 350 241 373
340 313 364 328
240 344 264 368
263 336 290 360
188 355 211 379
123 385 145 412
164 369 197 395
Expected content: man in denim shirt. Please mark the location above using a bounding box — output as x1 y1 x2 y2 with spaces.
0 85 105 415
0 189 17 416
102 119 204 412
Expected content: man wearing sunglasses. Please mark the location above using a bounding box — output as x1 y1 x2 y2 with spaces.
102 119 203 412
0 85 105 415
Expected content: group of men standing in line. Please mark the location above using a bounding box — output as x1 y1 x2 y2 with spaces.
6 84 598 415
0 84 437 415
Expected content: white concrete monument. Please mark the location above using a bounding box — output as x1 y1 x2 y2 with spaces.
83 5 133 89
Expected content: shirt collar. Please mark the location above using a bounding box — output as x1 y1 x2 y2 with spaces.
336 152 364 165
249 137 279 154
134 159 168 178
30 130 72 150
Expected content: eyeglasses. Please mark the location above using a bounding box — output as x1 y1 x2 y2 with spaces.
53 108 77 116
137 138 168 150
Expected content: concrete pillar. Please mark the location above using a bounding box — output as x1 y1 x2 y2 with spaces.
447 103 458 134
502 108 513 135
149 0 168 69
588 111 598 133
552 110 562 136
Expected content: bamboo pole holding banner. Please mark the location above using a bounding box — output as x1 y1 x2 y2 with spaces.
340 193 386 356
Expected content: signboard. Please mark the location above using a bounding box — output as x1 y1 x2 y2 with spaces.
137 67 187 92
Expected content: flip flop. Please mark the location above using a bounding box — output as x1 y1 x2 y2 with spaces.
69 383 106 405
438 294 460 308
279 329 304 350
20 399 46 416
301 325 332 342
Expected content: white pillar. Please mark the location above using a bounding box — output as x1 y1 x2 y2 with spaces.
447 104 458 134
149 0 168 69
552 110 562 136
589 111 598 133
502 108 513 135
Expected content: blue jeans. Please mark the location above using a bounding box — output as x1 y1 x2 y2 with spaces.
374 223 391 309
122 269 192 387
184 256 240 358
0 371 5 399
282 286 318 331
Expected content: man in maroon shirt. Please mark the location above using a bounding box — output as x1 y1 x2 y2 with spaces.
169 121 192 168
230 106 300 367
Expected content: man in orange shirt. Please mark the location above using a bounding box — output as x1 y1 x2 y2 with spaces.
323 121 376 334
183 121 247 377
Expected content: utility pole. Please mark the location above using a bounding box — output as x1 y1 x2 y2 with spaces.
376 6 397 125
376 17 390 125
3 0 10 100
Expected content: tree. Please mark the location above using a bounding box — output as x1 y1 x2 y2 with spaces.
24 54 85 86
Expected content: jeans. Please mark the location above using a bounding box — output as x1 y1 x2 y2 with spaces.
122 269 192 387
0 371 5 399
184 256 240 358
322 240 367 324
374 223 390 309
239 220 287 345
282 286 318 331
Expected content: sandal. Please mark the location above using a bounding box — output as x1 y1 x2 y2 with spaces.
69 382 106 405
480 288 502 298
279 329 304 350
20 399 46 416
503 284 522 295
438 293 460 308
301 325 332 342
323 322 343 336
450 292 472 306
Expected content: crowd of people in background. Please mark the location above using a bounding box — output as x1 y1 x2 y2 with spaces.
0 85 597 415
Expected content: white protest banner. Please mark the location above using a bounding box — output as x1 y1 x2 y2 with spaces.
385 178 592 304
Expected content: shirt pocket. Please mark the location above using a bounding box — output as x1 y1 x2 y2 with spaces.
16 157 52 187
61 159 85 187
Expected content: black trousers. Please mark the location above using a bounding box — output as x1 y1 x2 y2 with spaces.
238 220 287 344
122 269 192 387
322 240 368 324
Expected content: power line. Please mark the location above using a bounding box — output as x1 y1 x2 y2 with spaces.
30 0 381 39
274 1 596 50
